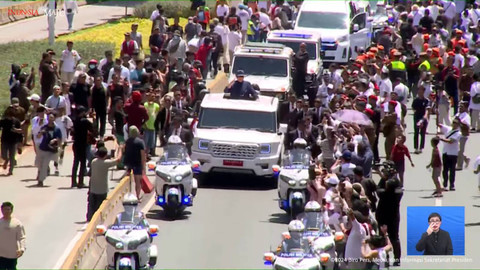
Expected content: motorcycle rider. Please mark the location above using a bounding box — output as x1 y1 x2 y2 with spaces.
277 220 311 253
298 201 329 230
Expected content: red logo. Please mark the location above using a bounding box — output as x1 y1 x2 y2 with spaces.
8 9 39 16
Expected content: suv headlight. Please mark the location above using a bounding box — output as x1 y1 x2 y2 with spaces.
198 139 210 150
127 236 148 250
260 144 271 154
337 35 348 43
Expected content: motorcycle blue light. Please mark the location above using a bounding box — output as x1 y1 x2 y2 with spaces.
264 261 273 266
157 196 166 206
282 200 289 209
150 233 158 237
182 196 191 205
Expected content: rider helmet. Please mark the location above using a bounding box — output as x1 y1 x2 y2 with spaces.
288 220 305 232
304 201 322 212
122 193 139 206
167 135 183 145
293 138 307 149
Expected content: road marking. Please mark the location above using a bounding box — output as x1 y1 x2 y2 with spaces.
435 198 442 206
53 223 88 269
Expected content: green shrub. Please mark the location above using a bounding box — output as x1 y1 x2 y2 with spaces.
0 40 114 112
133 0 217 19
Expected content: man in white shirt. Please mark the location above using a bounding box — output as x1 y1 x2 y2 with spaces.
470 76 480 131
428 2 441 21
453 47 465 69
410 5 423 26
470 4 480 27
258 8 272 42
473 155 480 190
216 0 229 18
442 0 456 31
379 67 392 104
454 102 471 170
237 4 250 44
393 78 409 105
438 119 462 191
328 64 343 90
213 18 230 71
45 85 66 114
411 30 425 55
64 0 78 31
228 26 242 65
59 40 81 84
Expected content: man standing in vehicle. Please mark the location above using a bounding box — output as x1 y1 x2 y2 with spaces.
224 70 258 100
292 43 309 98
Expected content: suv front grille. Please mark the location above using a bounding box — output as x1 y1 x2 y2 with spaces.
211 143 258 159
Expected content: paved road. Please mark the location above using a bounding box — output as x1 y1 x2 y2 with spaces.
0 138 129 269
137 101 480 269
0 1 143 44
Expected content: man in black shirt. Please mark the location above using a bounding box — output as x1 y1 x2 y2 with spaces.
224 70 258 100
0 109 22 175
416 212 453 255
71 106 94 188
71 73 91 110
419 9 434 33
292 43 309 98
411 85 430 154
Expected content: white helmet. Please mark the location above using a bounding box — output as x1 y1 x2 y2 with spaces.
288 220 305 232
122 193 139 206
304 201 322 212
293 138 307 149
168 135 183 144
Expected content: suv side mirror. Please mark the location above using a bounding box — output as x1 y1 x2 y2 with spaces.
353 24 360 32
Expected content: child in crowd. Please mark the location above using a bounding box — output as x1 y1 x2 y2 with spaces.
390 135 415 186
426 137 443 197
53 110 73 175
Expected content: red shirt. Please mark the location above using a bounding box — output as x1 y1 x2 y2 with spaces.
195 44 213 69
124 102 149 131
390 144 411 163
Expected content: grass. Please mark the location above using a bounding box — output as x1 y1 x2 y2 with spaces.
0 40 115 111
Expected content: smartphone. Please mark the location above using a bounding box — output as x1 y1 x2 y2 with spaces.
110 149 115 157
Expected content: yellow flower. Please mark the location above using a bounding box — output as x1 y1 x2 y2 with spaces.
58 17 188 58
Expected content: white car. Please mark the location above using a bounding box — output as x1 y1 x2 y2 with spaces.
230 42 293 100
295 0 373 63
267 30 324 81
191 93 287 178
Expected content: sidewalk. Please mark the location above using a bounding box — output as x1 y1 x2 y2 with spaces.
0 1 144 44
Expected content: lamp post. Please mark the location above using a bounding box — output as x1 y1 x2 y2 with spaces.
48 0 55 45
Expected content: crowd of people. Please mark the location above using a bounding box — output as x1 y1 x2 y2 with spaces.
3 0 480 269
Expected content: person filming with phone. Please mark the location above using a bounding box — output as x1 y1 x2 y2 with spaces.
415 212 453 255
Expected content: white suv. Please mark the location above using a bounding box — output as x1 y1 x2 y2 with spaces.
191 93 287 177
230 42 293 100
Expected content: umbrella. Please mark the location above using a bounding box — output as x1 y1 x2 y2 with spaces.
331 109 372 126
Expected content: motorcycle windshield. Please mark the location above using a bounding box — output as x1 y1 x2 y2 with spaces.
113 206 147 229
283 149 311 168
300 212 329 233
278 247 314 258
158 145 189 165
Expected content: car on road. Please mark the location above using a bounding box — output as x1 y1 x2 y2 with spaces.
230 42 293 100
191 93 287 179
294 0 372 63
267 30 323 81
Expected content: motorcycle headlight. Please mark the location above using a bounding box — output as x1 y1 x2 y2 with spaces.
106 235 123 249
299 180 307 186
175 175 183 182
337 35 348 43
288 180 296 186
156 171 172 182
127 235 148 250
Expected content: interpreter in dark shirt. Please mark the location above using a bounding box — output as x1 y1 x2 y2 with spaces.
416 212 453 255
71 73 91 110
224 70 258 100
411 85 430 153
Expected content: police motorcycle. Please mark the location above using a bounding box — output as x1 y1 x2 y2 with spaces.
273 139 312 218
96 194 158 270
297 201 345 270
264 220 320 270
152 135 200 218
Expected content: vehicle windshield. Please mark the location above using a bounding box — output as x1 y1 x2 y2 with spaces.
299 212 328 232
232 56 288 77
159 144 189 164
198 108 277 133
283 149 311 166
297 11 348 29
374 5 386 15
268 41 317 60
112 205 147 228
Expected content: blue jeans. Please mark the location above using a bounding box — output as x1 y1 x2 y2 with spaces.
66 13 74 29
144 129 155 150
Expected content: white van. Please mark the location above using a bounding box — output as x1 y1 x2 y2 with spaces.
294 0 372 63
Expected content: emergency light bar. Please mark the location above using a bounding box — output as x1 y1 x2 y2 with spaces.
240 48 283 54
241 42 285 54
273 33 313 39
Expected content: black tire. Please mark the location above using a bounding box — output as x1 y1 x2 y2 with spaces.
290 201 304 219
